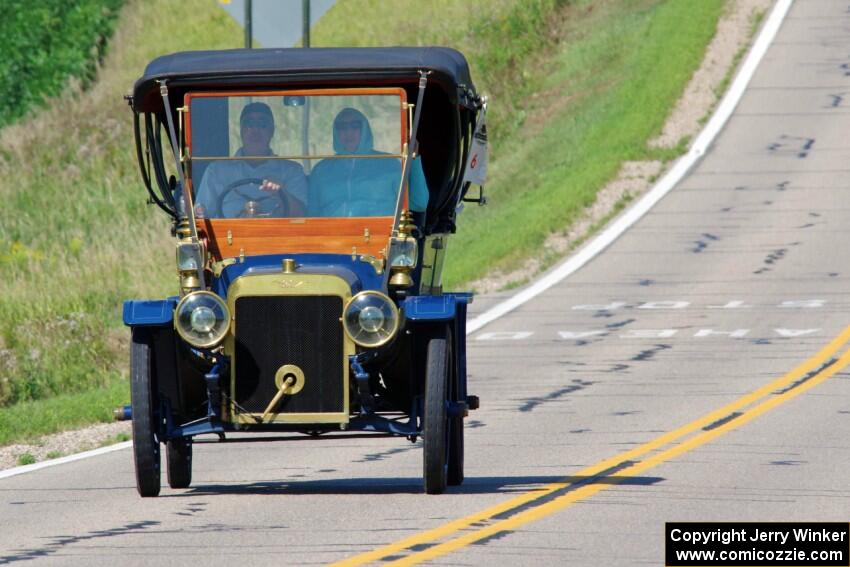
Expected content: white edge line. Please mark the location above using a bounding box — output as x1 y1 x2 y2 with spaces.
466 0 794 336
0 0 794 481
0 441 132 480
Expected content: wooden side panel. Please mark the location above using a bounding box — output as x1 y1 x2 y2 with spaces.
199 217 394 260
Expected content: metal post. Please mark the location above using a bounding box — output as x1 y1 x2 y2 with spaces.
301 99 311 173
300 1 311 171
302 0 310 47
244 0 253 48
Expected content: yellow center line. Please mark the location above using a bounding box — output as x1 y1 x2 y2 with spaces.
331 324 850 567
392 345 850 565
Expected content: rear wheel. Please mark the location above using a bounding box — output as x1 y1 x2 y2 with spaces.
130 329 161 497
423 327 449 494
166 438 192 489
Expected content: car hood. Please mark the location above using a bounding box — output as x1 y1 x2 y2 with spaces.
213 253 384 298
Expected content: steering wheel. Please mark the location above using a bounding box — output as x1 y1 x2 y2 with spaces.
216 177 290 218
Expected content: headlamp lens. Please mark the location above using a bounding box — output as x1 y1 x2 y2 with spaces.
190 305 216 333
358 305 385 333
175 292 230 348
343 291 399 348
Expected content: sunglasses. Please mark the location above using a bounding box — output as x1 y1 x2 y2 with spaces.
335 121 362 132
242 117 272 129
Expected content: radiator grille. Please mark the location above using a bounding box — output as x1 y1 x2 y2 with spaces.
233 295 345 415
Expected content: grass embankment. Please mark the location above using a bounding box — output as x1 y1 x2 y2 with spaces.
447 0 725 284
0 0 241 443
0 0 725 447
318 0 724 285
0 380 127 447
315 0 724 285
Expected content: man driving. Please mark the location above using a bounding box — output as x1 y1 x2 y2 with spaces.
195 102 307 218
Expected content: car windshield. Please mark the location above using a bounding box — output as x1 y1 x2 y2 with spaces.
187 91 406 219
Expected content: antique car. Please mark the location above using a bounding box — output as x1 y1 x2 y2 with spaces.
122 47 487 496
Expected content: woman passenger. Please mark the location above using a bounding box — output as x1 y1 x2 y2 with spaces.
308 108 428 217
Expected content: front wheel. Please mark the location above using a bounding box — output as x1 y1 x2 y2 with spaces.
423 328 449 494
447 405 464 486
130 329 161 497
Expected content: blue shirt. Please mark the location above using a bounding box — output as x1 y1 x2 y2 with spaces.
308 109 428 217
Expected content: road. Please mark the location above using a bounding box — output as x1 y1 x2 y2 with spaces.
2 0 849 565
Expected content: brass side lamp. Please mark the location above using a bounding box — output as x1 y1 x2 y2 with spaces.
388 210 418 288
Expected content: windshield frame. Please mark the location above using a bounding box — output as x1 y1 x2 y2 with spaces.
183 87 410 217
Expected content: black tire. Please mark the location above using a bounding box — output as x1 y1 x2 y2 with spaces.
447 402 464 486
130 328 161 497
446 324 464 486
166 438 192 489
423 328 449 494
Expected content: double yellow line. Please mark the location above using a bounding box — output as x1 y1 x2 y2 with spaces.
332 324 850 566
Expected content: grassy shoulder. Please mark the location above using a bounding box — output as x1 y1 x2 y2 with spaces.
443 0 725 285
0 376 126 446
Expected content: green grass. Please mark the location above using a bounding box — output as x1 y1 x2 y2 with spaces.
500 189 636 291
0 1 125 128
0 0 242 412
0 0 728 446
443 0 725 285
0 377 127 446
101 431 131 446
16 453 36 466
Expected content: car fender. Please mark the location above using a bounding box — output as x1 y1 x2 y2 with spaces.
401 292 472 322
123 298 178 327
402 292 473 412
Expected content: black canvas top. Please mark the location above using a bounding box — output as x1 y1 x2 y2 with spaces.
133 46 477 112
